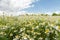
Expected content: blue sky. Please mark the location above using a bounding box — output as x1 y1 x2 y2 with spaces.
22 0 60 13
0 0 60 15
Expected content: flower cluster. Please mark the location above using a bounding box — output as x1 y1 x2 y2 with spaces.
0 16 60 40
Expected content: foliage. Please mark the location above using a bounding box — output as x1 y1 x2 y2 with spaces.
0 16 60 40
52 13 60 16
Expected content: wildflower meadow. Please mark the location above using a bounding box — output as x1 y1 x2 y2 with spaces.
0 15 60 40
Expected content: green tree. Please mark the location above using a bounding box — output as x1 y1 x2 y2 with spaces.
52 13 57 16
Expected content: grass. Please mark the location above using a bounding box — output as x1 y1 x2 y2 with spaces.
0 15 60 40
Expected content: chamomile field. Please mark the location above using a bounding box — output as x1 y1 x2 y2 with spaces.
0 15 60 40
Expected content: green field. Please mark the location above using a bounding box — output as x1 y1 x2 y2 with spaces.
0 16 60 40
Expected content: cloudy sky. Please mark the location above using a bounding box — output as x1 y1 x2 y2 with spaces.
0 0 60 15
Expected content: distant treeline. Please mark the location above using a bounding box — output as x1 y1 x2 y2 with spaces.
25 13 60 16
52 13 60 16
0 12 60 16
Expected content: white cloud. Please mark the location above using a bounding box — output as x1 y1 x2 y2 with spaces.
10 0 33 8
0 11 27 16
0 0 38 12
